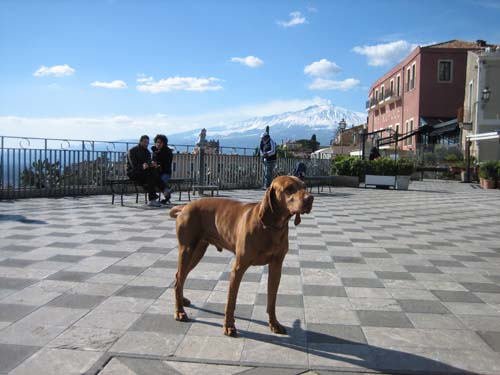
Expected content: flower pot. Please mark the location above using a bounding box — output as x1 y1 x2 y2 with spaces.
480 178 496 189
396 175 410 190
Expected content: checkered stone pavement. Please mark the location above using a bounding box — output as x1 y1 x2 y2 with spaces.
1 180 500 374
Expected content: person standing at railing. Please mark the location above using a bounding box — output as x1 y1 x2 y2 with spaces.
152 134 173 205
259 132 277 189
127 135 165 207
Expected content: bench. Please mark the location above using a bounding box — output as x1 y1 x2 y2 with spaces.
415 167 449 181
192 184 219 197
303 176 336 193
108 177 193 206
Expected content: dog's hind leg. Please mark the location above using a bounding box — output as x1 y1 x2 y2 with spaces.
174 240 208 320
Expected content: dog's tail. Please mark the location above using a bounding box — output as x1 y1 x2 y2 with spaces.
169 205 185 219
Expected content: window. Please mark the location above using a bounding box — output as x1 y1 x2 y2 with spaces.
389 80 394 97
380 86 385 101
468 80 473 121
396 75 401 96
410 63 416 90
375 89 379 102
404 121 409 145
406 68 411 91
395 123 400 135
438 60 453 82
409 119 414 145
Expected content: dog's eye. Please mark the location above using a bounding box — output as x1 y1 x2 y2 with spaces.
285 186 297 193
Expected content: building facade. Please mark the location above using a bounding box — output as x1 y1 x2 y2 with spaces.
366 40 497 154
462 48 500 161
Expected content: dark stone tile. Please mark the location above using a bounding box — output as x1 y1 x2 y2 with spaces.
129 314 191 334
385 248 416 255
375 271 415 281
351 238 376 243
125 236 154 242
152 260 178 269
397 299 450 314
428 241 457 247
488 275 500 284
333 256 366 264
404 265 443 274
361 252 392 259
47 294 106 309
200 256 231 264
326 241 353 247
0 259 35 268
460 282 500 293
452 255 485 262
89 239 119 245
478 331 500 352
408 244 433 250
303 285 347 297
184 278 218 291
45 232 75 238
306 323 367 344
357 310 414 328
199 302 253 319
430 260 466 268
5 234 37 240
431 290 484 303
95 250 129 258
255 294 303 307
1 245 37 252
0 304 37 322
220 272 261 282
298 244 327 251
300 261 334 269
103 265 146 275
115 286 166 299
342 278 385 288
0 344 40 373
46 271 94 282
282 267 301 276
47 255 86 263
473 252 500 258
0 277 37 290
46 242 81 249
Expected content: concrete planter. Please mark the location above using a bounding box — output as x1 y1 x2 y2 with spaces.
365 175 396 188
396 175 411 190
333 176 360 188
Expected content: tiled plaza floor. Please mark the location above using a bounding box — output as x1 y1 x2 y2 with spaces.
1 181 500 374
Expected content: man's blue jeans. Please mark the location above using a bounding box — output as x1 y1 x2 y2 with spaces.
263 160 276 188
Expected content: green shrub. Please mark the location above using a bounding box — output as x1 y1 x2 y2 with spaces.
397 158 415 175
479 160 498 180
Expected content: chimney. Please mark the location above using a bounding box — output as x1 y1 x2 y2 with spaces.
476 40 487 47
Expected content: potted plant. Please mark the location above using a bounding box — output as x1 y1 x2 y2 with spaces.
365 157 397 188
395 158 415 190
479 160 498 189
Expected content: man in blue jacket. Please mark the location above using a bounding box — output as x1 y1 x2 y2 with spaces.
259 132 277 189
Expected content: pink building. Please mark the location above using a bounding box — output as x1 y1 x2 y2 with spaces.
366 40 497 152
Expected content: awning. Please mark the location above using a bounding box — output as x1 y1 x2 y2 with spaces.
467 131 500 141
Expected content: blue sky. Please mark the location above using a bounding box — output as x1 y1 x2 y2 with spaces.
1 0 499 140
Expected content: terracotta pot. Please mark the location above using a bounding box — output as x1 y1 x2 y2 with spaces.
480 178 496 189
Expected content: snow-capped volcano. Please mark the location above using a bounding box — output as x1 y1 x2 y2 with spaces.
168 103 366 148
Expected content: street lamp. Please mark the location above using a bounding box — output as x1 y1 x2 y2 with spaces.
338 118 347 155
359 127 367 160
482 87 491 102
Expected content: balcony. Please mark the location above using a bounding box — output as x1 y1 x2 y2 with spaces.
405 79 415 92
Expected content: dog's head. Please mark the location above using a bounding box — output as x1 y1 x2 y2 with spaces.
259 175 314 227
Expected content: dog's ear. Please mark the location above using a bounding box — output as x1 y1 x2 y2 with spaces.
294 213 301 226
259 186 276 227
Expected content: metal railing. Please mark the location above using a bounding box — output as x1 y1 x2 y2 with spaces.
1 135 331 199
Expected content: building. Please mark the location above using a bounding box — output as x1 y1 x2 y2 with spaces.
366 40 498 154
461 47 500 162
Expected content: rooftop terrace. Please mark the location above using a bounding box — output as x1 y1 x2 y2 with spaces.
1 181 500 374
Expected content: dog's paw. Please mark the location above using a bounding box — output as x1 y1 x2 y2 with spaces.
223 325 238 337
174 311 189 322
269 322 287 335
182 297 191 307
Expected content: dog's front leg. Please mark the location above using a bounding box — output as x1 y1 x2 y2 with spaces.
223 258 250 337
267 258 287 334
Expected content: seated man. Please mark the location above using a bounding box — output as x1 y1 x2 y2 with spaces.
126 135 165 207
152 134 173 204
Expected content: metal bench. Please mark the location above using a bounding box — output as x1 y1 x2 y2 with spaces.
303 176 335 193
192 184 219 197
108 177 193 206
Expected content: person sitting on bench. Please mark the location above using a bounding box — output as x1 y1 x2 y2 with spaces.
127 135 165 207
293 161 307 181
152 134 173 205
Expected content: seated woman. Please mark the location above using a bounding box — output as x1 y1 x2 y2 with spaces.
152 134 173 204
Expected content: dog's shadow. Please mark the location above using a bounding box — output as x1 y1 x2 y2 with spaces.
187 305 480 374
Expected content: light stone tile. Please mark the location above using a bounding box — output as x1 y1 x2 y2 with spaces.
407 313 466 329
1 287 61 305
166 361 251 375
308 343 375 370
349 298 402 311
75 310 140 330
68 282 122 296
240 338 308 366
94 296 154 313
47 326 123 351
176 336 244 362
345 287 392 299
110 331 183 356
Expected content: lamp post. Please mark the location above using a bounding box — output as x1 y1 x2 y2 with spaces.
338 118 347 155
359 127 367 160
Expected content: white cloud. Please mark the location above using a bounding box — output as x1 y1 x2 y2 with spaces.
306 6 318 12
304 59 341 78
352 40 419 66
33 64 76 77
308 78 360 91
0 97 330 140
277 11 307 28
137 76 223 93
230 56 264 68
90 80 128 89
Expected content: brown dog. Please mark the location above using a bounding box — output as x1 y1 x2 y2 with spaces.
169 175 313 337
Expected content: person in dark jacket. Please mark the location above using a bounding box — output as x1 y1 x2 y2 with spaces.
127 135 164 206
152 134 173 204
369 146 381 161
259 132 277 189
293 161 307 181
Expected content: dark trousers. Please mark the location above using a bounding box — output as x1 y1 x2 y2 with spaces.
128 169 165 201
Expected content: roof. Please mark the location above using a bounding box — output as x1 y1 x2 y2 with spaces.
424 39 499 50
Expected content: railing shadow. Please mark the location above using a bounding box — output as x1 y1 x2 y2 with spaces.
0 214 47 224
188 305 480 375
